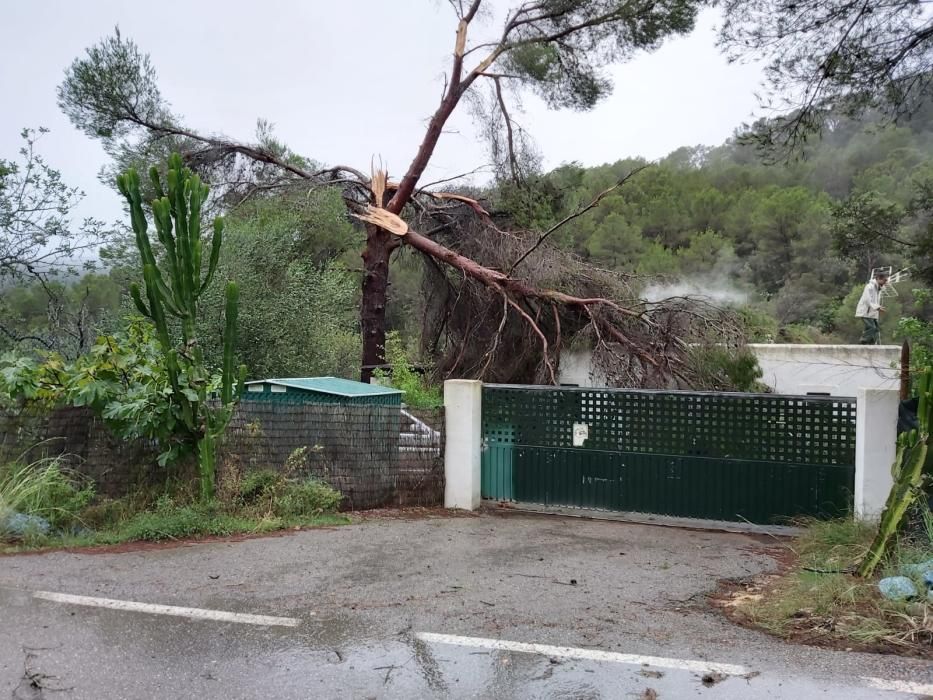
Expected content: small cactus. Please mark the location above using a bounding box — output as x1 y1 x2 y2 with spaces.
117 153 246 500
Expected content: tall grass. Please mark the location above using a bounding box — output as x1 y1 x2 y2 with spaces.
0 458 94 531
742 515 933 652
1 458 349 551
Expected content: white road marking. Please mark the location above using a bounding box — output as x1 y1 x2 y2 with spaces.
415 632 748 676
33 591 301 627
862 677 933 696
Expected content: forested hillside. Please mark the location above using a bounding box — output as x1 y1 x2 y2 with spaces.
3 104 932 377
469 102 933 347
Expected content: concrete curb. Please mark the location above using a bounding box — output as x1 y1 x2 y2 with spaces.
483 501 803 538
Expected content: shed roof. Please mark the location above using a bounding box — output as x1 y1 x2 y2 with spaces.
244 376 403 398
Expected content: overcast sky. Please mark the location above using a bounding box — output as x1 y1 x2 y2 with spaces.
0 1 764 225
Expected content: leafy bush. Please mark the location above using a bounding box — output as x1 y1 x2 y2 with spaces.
237 468 342 516
373 331 442 409
238 470 280 503
0 458 94 532
0 319 238 467
895 288 933 391
688 346 766 392
738 306 779 343
78 497 137 530
274 479 343 517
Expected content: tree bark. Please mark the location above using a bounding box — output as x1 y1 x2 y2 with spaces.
360 223 391 383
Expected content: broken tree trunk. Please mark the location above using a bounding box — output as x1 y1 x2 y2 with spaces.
360 224 392 383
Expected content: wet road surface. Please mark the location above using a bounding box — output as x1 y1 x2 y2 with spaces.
1 513 930 698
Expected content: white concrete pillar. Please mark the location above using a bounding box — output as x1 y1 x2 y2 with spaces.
444 379 483 510
854 388 900 521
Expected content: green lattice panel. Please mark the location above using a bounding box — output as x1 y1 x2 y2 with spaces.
482 385 856 466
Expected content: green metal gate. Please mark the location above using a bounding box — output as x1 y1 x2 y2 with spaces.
481 385 856 524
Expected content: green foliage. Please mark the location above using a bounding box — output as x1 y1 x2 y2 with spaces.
675 229 736 276
4 477 346 550
272 479 343 518
198 193 360 379
78 496 138 531
0 458 94 534
895 289 933 383
741 517 931 653
58 28 165 141
738 307 779 343
0 272 123 358
373 331 442 409
116 497 256 542
238 469 280 504
237 466 343 517
0 320 238 467
500 1 699 110
118 154 246 499
687 346 765 393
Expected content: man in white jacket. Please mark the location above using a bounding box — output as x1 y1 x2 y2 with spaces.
855 270 889 344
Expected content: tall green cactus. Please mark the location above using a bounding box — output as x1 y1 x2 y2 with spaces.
117 153 246 500
858 368 932 577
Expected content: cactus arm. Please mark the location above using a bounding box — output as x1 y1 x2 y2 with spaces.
237 364 247 399
142 264 172 354
221 282 239 406
153 276 186 319
151 197 180 293
130 283 151 318
149 165 165 199
169 165 196 317
201 218 224 294
188 176 204 283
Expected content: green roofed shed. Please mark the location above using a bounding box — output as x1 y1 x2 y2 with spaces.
243 377 403 406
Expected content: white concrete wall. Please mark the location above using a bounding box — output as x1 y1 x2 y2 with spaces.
558 351 606 387
444 380 482 510
750 344 900 397
854 388 900 521
560 344 901 397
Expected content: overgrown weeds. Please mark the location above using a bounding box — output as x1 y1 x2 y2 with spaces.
1 457 348 552
0 458 94 535
235 468 342 517
730 514 933 656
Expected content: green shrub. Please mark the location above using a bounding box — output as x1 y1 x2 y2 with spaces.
239 470 281 503
0 458 94 531
235 468 342 517
373 331 442 409
79 497 136 530
688 346 766 392
274 479 343 517
116 502 252 542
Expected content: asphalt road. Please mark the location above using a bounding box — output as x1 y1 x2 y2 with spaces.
1 512 930 699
